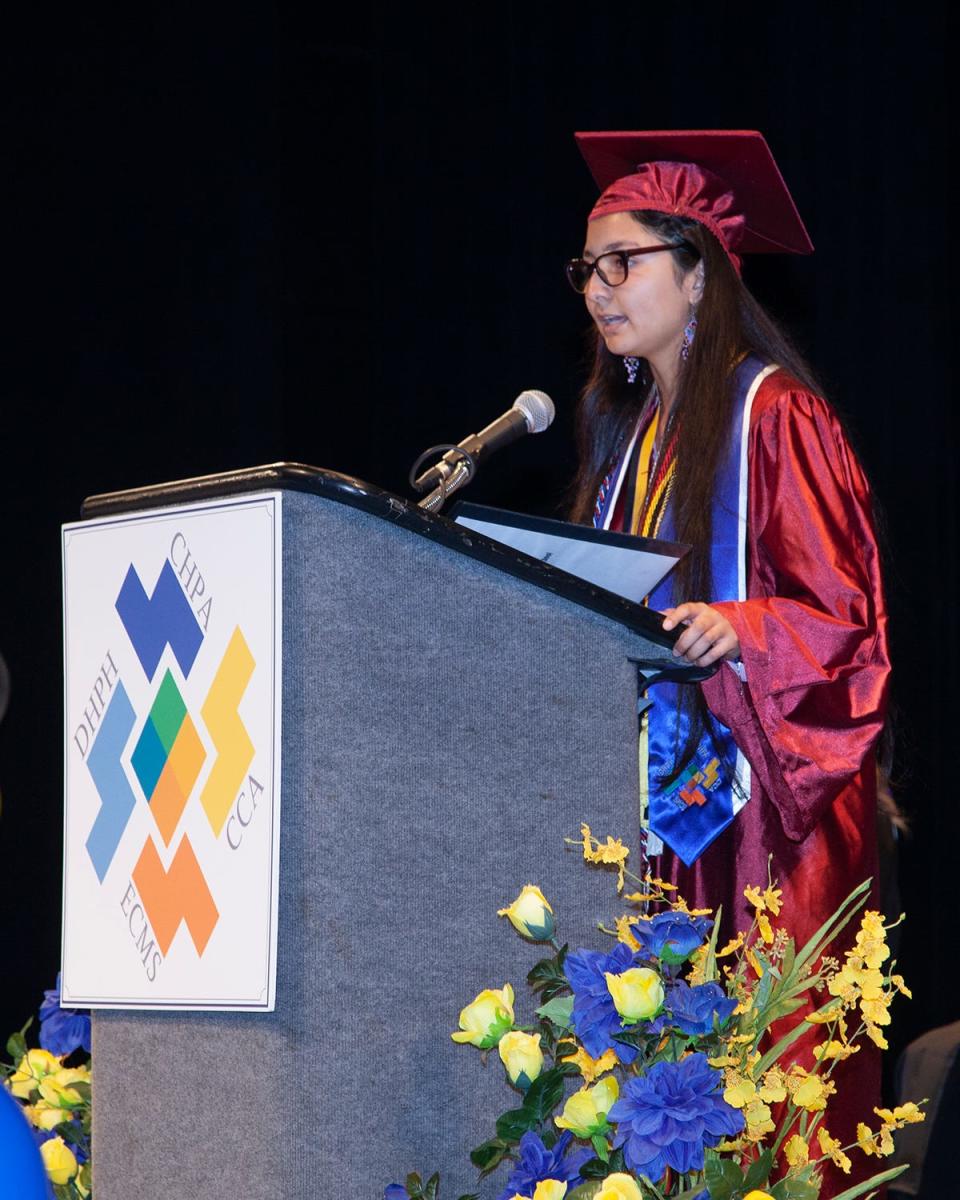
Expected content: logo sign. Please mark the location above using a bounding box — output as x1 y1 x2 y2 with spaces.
61 494 282 1010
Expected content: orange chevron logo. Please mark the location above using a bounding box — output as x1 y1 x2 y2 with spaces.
678 757 721 807
132 835 220 956
200 626 256 837
679 783 707 807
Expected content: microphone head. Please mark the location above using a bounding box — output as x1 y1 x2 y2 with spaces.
513 389 555 434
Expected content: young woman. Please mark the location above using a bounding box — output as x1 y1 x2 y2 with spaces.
566 134 890 1180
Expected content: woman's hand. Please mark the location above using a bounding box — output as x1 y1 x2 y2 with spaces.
661 602 740 667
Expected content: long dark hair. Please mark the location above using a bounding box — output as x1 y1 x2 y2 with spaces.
568 210 823 778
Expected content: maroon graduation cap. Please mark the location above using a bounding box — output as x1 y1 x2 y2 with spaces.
575 130 814 265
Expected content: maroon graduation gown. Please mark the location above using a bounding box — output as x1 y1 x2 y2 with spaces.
616 370 890 1188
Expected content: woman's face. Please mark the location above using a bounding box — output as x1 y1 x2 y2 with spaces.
581 211 702 372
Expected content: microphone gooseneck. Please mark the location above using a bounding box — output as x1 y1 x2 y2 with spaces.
412 390 555 513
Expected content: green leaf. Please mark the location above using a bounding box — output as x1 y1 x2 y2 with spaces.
611 1027 652 1051
590 1133 610 1162
405 1172 423 1197
770 1175 821 1200
5 1031 27 1061
754 994 842 1075
673 1185 714 1200
762 995 807 1025
637 1174 667 1200
470 1137 510 1173
496 1106 538 1141
703 1152 745 1200
554 1058 582 1077
422 1173 440 1200
743 1147 774 1190
780 936 796 982
827 1164 909 1200
523 1067 568 1121
566 1183 603 1200
537 995 575 1029
528 945 569 1000
68 1080 92 1104
581 1148 625 1178
752 951 775 1008
701 903 722 983
57 1120 85 1148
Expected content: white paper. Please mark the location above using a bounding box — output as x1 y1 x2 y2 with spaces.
455 513 681 604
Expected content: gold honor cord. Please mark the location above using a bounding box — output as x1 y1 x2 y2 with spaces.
628 412 676 853
630 412 659 537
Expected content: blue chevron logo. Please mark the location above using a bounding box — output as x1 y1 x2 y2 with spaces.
85 683 138 882
116 560 204 681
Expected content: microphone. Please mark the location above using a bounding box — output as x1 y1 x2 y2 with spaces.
412 390 555 494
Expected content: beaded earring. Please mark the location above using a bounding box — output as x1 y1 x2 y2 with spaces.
680 314 698 361
624 356 641 384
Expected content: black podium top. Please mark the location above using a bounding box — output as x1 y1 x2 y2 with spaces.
81 463 715 682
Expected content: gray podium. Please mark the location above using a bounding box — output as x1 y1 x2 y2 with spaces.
83 466 709 1200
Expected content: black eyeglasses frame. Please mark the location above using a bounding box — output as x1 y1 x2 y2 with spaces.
565 243 694 293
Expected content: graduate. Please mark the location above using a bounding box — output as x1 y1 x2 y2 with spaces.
566 131 890 1184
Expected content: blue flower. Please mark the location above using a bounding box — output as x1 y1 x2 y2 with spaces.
607 1053 744 1180
631 912 712 965
565 941 644 1064
495 1131 593 1200
383 1187 409 1200
39 974 91 1057
652 981 737 1037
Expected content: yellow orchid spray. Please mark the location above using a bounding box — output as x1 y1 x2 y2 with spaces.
414 836 924 1200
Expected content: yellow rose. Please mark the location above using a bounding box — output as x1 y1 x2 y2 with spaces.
498 1030 544 1088
596 1173 644 1200
40 1135 79 1185
555 1074 619 1137
604 966 664 1022
498 885 555 941
451 984 514 1048
8 1048 61 1099
743 1192 775 1200
24 1100 68 1130
39 1067 89 1110
508 1183 567 1200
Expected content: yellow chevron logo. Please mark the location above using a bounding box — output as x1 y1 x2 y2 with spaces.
199 627 255 837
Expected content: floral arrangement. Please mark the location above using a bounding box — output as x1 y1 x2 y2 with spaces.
385 826 923 1200
2 974 93 1198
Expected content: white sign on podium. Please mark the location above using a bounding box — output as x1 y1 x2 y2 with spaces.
61 493 282 1011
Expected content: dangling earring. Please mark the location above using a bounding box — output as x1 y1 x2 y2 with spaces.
624 355 640 384
680 313 698 361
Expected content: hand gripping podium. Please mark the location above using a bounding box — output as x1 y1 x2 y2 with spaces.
76 466 711 1200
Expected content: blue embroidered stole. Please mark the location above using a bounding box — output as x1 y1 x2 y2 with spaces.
595 355 776 865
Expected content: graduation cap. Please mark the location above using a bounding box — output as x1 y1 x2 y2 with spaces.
575 130 813 268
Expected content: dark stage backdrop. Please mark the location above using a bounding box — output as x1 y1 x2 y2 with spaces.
1 4 953 1086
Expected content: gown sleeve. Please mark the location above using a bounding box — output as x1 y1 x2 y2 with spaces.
699 375 890 842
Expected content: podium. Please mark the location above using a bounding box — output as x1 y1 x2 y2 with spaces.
80 466 709 1199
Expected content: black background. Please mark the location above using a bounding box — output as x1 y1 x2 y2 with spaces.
1 5 954 1076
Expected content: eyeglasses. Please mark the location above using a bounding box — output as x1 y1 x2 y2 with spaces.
565 244 687 293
